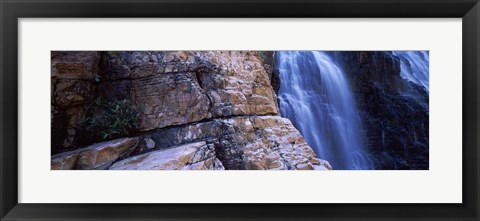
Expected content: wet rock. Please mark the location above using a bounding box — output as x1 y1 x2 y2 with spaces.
337 51 429 169
270 69 281 95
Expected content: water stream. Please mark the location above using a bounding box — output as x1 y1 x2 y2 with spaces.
392 51 429 92
276 51 372 170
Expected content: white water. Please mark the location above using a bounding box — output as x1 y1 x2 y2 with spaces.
392 51 429 92
276 51 372 170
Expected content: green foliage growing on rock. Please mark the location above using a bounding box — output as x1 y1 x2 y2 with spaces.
77 97 143 144
257 51 270 64
257 51 274 65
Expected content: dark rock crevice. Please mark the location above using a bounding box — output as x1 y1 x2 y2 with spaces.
194 70 214 113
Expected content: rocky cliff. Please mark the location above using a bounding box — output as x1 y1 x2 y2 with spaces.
336 51 429 169
51 51 331 170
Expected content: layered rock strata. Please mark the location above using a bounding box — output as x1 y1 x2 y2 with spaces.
51 51 330 170
100 51 279 132
109 141 225 170
51 137 140 170
51 51 100 153
143 116 331 170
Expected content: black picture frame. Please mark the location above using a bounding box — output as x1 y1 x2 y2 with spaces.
1 0 479 220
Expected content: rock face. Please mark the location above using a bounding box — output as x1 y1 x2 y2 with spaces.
336 51 429 169
100 73 211 131
52 51 100 80
144 116 330 170
51 137 140 170
100 51 279 131
217 116 331 170
198 52 278 117
51 151 79 170
51 51 330 170
51 51 100 153
109 141 224 170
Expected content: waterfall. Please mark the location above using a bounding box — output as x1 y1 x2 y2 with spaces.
276 51 372 170
392 51 429 92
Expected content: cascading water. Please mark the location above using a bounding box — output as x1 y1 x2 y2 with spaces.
276 51 372 170
392 51 429 92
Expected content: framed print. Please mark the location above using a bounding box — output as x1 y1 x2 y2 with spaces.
1 0 479 220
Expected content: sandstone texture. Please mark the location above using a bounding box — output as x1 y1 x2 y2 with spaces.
51 51 100 153
100 51 279 131
108 116 329 170
51 137 140 170
109 141 224 170
144 116 330 170
51 51 331 170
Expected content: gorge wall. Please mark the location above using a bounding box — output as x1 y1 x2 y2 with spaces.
335 52 429 169
52 50 429 170
51 51 331 170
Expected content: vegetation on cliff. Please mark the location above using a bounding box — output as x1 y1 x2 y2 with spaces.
51 50 429 170
51 51 330 170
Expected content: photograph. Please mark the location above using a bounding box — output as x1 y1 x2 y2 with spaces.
51 51 429 170
3 0 478 219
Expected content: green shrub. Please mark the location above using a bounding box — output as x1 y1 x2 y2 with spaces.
258 51 268 62
257 51 274 66
106 51 121 56
77 97 143 143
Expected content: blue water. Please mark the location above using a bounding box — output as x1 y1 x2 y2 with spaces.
276 51 372 170
392 51 429 93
